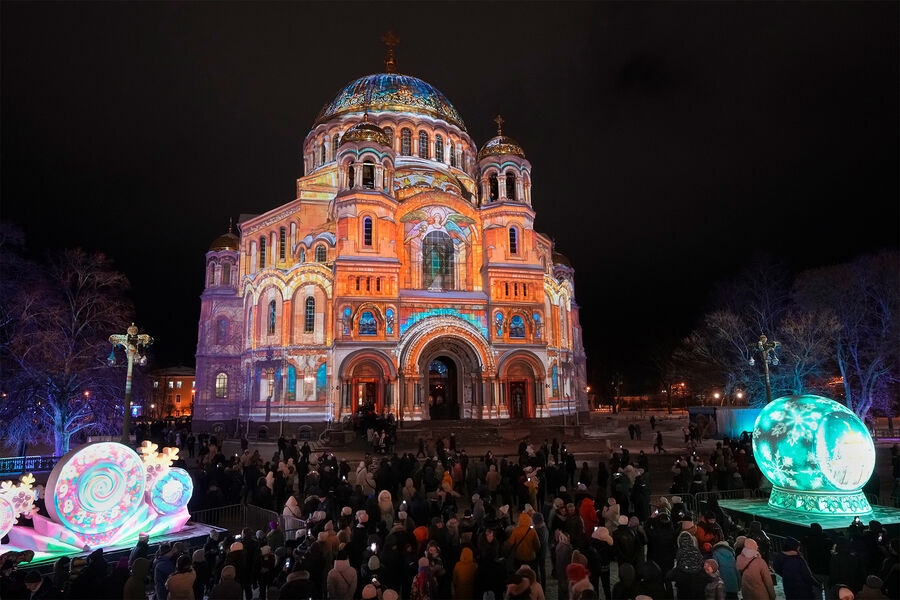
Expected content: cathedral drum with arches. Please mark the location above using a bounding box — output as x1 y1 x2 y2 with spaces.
193 42 588 432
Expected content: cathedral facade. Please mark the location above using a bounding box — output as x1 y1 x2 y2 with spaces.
194 55 588 434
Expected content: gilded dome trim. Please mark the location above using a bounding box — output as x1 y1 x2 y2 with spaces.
477 135 525 161
339 121 391 148
315 73 466 131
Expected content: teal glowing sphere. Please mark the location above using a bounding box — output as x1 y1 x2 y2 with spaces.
752 395 875 515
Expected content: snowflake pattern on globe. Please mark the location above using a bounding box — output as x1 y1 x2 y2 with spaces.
753 395 875 515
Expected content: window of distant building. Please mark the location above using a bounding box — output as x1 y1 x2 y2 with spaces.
315 245 327 262
489 174 499 202
359 311 377 335
168 381 174 389
176 394 181 404
153 381 159 389
215 373 227 398
362 160 375 189
259 237 266 268
268 300 277 335
435 135 444 162
176 381 182 389
401 128 412 156
363 217 373 247
304 297 315 333
279 227 286 260
418 131 429 158
509 227 519 255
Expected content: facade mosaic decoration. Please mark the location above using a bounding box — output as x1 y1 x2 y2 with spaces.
194 53 588 432
752 395 876 516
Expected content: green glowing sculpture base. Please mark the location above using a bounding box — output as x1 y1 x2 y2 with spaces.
769 485 872 516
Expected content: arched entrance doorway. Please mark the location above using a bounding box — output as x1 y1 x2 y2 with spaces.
338 350 396 420
428 356 458 420
416 337 483 420
498 351 546 419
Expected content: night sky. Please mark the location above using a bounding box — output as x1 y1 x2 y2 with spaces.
2 3 897 392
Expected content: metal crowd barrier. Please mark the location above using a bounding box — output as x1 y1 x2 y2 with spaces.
0 455 61 476
190 503 280 535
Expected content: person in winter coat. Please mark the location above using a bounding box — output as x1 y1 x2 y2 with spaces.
802 523 832 580
828 538 865 594
587 526 614 600
612 515 641 567
712 541 740 600
516 564 545 600
554 530 574 600
566 562 594 600
191 550 210 600
773 537 822 600
327 550 358 600
209 565 243 600
452 547 477 600
579 497 599 534
646 513 678 575
668 531 706 600
856 575 888 600
703 558 726 600
747 521 772 563
412 557 438 600
601 497 620 531
123 557 151 600
504 512 541 571
166 554 197 600
736 537 775 600
378 490 395 528
612 562 638 600
153 545 178 600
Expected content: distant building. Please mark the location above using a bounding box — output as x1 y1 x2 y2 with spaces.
147 366 195 419
194 48 588 434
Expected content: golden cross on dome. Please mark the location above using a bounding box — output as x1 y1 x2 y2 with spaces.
227 217 233 233
493 114 504 135
382 31 399 73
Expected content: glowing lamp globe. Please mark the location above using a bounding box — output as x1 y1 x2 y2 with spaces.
752 395 875 515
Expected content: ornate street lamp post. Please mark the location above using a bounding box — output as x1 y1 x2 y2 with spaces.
749 333 780 404
108 323 152 444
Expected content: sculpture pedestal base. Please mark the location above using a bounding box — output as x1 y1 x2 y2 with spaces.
719 497 900 533
768 485 872 516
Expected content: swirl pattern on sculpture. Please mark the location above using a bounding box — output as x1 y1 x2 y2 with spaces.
147 467 192 515
47 442 145 534
0 496 15 540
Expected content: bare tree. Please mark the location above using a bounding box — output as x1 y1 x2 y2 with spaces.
1 248 133 455
794 251 899 418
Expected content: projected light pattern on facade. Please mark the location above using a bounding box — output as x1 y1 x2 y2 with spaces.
753 395 875 515
0 441 192 559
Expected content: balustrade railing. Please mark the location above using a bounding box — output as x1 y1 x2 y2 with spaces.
0 455 61 476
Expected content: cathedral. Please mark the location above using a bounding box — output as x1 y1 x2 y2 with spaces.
194 42 588 435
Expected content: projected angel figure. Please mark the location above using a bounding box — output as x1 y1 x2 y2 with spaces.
401 206 475 245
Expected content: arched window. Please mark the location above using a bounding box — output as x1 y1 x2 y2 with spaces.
422 230 454 289
320 143 326 165
510 315 526 338
418 131 429 158
509 227 519 255
287 366 296 401
279 227 286 260
268 300 277 335
259 237 266 268
359 311 377 335
435 135 444 162
304 297 315 333
505 171 517 201
299 248 306 263
383 127 393 146
266 368 275 399
215 373 228 398
362 160 375 189
347 164 355 187
489 174 499 202
552 365 559 396
216 318 228 344
449 145 457 168
332 135 340 160
222 263 231 286
400 128 412 155
363 217 373 247
315 245 327 262
207 263 216 286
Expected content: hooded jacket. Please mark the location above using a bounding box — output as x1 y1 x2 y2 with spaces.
736 546 775 600
327 558 358 600
579 498 600 534
566 563 594 600
123 557 151 600
712 541 740 595
452 547 478 600
504 513 541 562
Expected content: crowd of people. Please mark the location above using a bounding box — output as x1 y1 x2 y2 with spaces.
1 428 899 600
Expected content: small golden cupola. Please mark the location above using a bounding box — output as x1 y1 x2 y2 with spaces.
477 115 532 205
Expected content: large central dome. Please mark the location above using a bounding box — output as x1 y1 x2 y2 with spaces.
314 73 466 131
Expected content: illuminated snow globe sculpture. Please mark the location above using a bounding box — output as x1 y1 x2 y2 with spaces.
752 394 875 515
2 441 192 557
